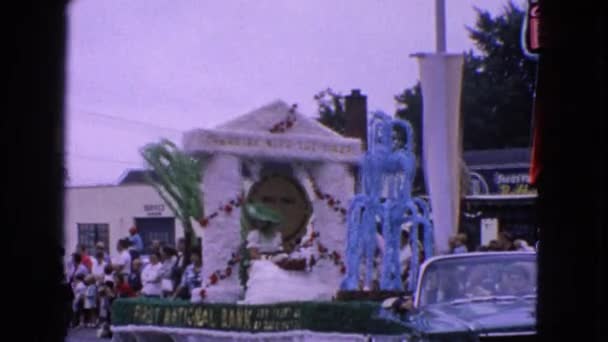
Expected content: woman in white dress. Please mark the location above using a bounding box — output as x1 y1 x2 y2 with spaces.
240 203 334 304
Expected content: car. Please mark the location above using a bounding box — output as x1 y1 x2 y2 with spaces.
385 252 537 341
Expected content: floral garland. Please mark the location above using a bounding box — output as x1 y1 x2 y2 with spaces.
269 104 298 133
306 171 348 221
198 252 241 300
297 230 346 274
197 193 244 227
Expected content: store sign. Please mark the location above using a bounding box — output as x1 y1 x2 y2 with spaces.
144 204 165 216
470 168 537 195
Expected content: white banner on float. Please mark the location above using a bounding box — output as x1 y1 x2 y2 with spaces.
413 53 464 254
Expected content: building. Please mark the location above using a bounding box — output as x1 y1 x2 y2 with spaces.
64 170 194 259
461 148 538 250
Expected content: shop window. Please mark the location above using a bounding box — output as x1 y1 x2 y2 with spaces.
77 223 110 253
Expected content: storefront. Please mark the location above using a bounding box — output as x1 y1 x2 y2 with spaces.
461 148 538 250
64 170 192 259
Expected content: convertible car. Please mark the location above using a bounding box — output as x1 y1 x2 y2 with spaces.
385 251 537 342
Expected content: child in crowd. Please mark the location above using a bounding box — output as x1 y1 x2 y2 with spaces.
71 273 87 328
96 279 115 338
103 264 114 283
115 273 136 298
83 274 98 327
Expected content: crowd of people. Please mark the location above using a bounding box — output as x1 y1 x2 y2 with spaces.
469 231 537 253
63 227 203 338
393 229 537 291
62 223 536 337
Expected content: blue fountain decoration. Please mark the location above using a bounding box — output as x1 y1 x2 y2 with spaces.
341 111 434 292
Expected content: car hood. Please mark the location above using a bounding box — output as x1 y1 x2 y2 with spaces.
408 299 536 335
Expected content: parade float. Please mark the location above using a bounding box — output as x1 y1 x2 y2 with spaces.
110 102 433 341
111 48 465 341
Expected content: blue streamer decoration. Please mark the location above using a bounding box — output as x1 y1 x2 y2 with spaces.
341 111 434 292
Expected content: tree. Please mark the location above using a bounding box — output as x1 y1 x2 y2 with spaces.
314 88 346 135
394 82 426 194
395 1 536 195
396 1 536 151
140 139 203 266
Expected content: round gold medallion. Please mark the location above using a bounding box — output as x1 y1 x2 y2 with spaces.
246 174 313 252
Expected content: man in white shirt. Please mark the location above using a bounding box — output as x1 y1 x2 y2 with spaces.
91 251 107 279
141 252 163 297
113 239 131 276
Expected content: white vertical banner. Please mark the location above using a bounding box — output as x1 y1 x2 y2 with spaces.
413 53 464 255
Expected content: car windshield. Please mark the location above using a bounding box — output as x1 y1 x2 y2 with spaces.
418 253 537 306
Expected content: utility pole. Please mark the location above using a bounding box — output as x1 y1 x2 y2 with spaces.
435 0 447 53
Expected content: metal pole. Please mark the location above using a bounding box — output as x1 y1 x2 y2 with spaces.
435 0 446 53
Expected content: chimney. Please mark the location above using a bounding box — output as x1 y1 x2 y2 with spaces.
344 89 368 150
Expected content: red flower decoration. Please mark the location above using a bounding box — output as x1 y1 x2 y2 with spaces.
199 289 207 299
328 199 335 206
224 205 233 214
317 243 328 254
199 218 209 227
210 274 219 285
340 265 346 274
332 251 341 262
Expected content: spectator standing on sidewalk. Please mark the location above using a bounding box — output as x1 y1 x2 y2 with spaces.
514 239 535 251
498 231 516 251
173 250 203 301
77 245 93 272
114 273 136 298
95 242 111 265
159 246 178 297
128 226 144 259
141 251 163 298
71 273 87 328
128 258 143 295
92 251 107 281
67 253 89 284
113 239 132 276
452 233 469 254
151 240 162 255
83 275 98 327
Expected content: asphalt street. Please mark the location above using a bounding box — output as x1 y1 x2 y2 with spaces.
66 328 107 342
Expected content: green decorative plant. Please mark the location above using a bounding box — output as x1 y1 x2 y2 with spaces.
140 138 203 266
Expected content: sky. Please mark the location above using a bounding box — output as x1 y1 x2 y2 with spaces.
66 0 517 186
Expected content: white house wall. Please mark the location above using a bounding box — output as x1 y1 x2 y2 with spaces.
64 185 198 260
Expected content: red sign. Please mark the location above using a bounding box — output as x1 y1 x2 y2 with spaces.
528 2 540 51
522 0 541 57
